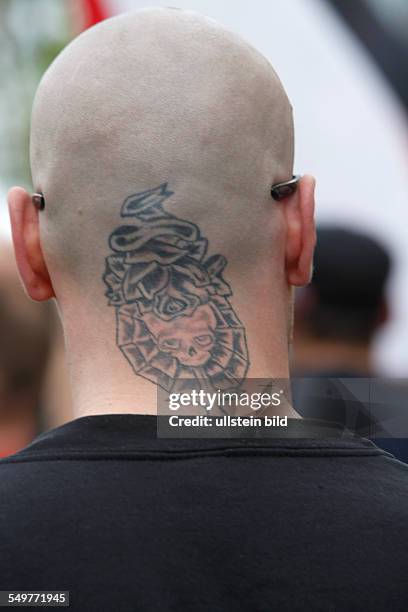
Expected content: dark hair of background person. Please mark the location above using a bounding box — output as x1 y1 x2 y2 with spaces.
296 226 392 346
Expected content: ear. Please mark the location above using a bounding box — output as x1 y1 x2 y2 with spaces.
7 186 55 301
282 175 316 286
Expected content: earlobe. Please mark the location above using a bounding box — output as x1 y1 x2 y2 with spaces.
283 175 316 287
7 186 55 301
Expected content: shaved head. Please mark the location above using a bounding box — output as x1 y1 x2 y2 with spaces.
9 7 315 409
31 8 293 287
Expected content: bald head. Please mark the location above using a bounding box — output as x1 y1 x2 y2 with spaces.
9 8 315 402
32 8 293 196
30 8 293 280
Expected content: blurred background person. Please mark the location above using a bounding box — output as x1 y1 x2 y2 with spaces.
0 243 52 456
291 225 408 463
292 226 392 378
0 242 72 456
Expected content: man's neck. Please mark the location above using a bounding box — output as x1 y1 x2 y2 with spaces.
65 327 297 419
61 276 296 419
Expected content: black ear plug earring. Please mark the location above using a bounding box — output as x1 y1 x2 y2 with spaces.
271 175 301 200
32 193 45 210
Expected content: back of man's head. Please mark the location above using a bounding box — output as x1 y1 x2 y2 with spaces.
32 9 293 286
8 8 315 412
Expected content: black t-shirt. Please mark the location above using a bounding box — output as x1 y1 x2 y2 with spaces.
0 415 408 612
